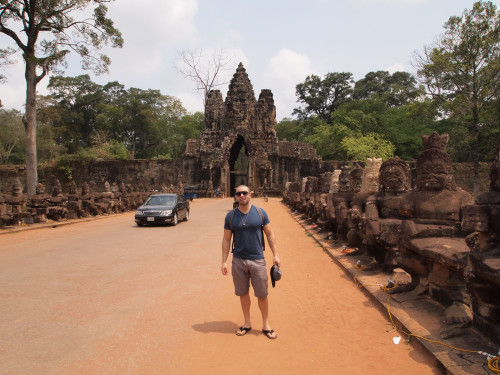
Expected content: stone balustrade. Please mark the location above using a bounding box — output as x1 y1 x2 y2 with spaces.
283 132 500 344
0 179 162 229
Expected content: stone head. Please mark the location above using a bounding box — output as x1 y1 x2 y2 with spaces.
349 165 364 193
35 183 46 195
52 180 63 196
12 179 23 196
379 157 411 193
361 158 382 193
69 181 78 195
82 182 90 195
119 182 127 193
104 181 111 192
338 166 351 193
416 132 456 191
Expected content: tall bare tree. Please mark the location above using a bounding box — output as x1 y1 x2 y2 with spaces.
0 0 123 194
176 48 234 108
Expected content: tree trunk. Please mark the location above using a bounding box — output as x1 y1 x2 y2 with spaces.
471 109 479 199
23 59 38 196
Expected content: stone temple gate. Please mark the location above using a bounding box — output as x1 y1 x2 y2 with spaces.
182 63 328 197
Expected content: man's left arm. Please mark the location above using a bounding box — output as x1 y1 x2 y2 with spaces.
263 224 280 267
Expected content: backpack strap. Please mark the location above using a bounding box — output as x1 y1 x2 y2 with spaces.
229 208 236 252
255 206 266 251
229 206 266 252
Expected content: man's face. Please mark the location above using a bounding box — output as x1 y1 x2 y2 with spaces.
235 188 251 206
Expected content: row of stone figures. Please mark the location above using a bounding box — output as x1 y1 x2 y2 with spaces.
0 179 168 227
283 132 500 344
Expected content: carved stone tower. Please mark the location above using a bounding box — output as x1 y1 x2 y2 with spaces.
183 63 322 197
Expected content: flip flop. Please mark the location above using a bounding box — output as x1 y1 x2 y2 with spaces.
236 326 252 336
262 329 277 339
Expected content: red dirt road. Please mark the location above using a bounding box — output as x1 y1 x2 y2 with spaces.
0 198 439 374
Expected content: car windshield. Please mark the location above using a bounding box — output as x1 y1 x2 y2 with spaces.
146 196 175 206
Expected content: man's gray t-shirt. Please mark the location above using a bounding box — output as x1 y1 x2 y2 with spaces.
224 206 270 260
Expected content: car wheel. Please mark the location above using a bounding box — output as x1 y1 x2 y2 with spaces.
172 213 178 226
184 210 189 221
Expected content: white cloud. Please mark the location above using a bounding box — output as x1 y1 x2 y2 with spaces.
262 48 317 120
386 63 406 73
109 0 199 46
176 91 204 114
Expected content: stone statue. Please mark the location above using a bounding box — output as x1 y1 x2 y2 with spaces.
362 157 412 271
346 158 382 250
5 179 31 224
333 166 352 243
66 181 82 219
47 179 67 221
81 182 96 216
29 182 51 223
389 132 473 330
461 137 500 342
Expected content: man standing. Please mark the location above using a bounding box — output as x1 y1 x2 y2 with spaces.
221 185 281 339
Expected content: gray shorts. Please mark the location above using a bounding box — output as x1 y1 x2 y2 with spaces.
232 257 268 299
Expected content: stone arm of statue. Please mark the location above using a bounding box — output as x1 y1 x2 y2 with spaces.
364 195 381 237
398 192 414 219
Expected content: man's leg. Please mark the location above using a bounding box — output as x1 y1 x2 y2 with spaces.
258 297 277 338
236 293 252 335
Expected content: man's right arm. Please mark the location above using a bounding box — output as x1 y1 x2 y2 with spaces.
221 228 232 275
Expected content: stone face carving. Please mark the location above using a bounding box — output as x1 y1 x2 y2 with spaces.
462 137 500 343
361 158 382 194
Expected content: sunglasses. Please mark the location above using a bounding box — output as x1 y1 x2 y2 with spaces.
235 191 249 196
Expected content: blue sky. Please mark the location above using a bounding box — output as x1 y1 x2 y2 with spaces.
0 0 492 121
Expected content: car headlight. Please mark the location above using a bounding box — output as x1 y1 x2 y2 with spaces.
135 210 144 216
160 210 172 216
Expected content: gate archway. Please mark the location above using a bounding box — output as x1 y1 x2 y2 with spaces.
229 135 248 197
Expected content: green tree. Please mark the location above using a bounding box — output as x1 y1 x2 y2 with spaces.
380 104 438 160
414 0 499 196
45 75 108 152
276 117 302 141
116 88 187 159
353 71 422 106
304 122 354 160
294 72 354 123
341 133 395 161
168 112 204 158
36 121 65 163
0 0 123 194
0 108 24 164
